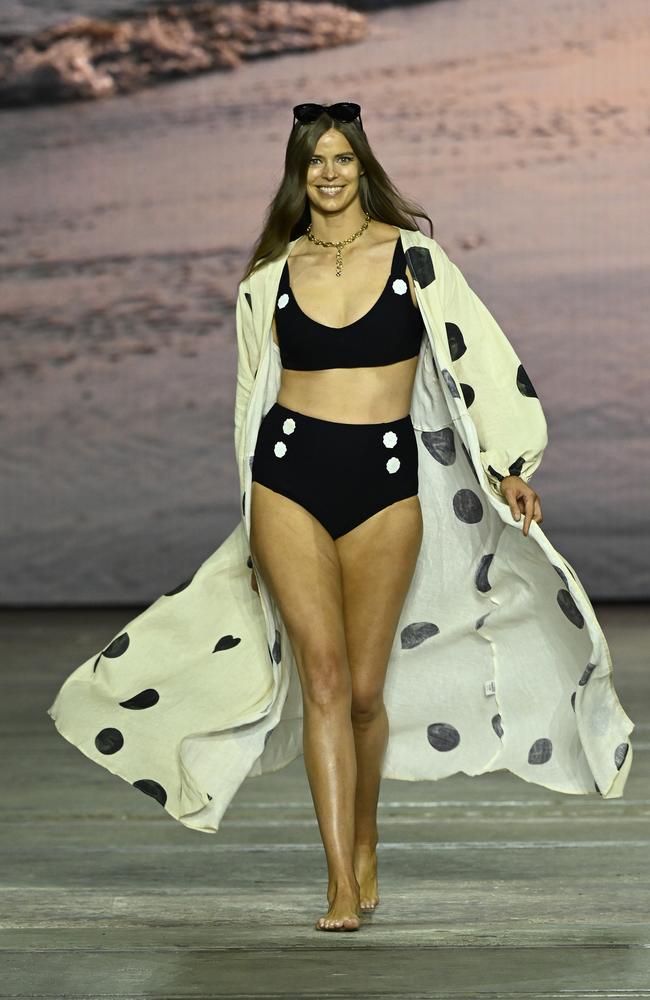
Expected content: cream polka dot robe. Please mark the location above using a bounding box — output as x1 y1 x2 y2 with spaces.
48 227 635 832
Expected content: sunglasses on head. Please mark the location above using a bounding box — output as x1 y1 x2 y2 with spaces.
292 102 363 131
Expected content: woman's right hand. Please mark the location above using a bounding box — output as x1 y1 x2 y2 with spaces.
250 568 259 594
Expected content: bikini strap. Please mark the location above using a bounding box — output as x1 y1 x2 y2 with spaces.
390 235 405 275
278 257 291 293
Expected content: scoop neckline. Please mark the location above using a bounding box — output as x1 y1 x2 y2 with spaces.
284 234 402 332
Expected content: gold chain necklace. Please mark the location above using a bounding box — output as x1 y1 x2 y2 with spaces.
305 211 371 277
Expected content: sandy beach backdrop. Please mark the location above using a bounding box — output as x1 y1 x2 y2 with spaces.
1 0 648 602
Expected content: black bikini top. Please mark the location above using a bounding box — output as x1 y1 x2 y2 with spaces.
274 236 424 371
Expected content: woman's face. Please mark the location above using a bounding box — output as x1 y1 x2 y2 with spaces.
304 128 364 215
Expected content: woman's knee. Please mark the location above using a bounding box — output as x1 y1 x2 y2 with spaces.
297 642 351 711
350 684 385 727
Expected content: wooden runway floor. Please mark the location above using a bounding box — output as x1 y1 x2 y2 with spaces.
1 606 648 999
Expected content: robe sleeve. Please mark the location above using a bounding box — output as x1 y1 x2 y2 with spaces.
233 279 258 503
437 245 548 500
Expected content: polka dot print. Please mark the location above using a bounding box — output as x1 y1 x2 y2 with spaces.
119 689 159 710
273 441 287 458
422 427 456 466
528 738 552 765
579 662 597 686
164 576 194 596
213 634 241 652
557 588 585 629
400 621 439 649
277 293 289 309
383 430 398 448
460 383 475 408
427 723 460 752
386 456 400 474
392 278 408 295
282 417 296 435
452 488 483 524
441 369 460 399
95 728 124 755
475 553 494 593
445 322 467 361
102 633 130 659
133 779 167 807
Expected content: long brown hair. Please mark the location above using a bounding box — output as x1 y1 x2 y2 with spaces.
240 110 434 282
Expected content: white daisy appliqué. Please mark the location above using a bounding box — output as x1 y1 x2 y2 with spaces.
282 417 296 435
383 430 398 448
386 456 401 474
277 293 289 309
392 278 408 296
273 441 287 458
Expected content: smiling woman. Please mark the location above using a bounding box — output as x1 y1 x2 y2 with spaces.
47 101 634 937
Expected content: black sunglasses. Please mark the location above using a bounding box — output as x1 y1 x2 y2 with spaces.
293 102 363 131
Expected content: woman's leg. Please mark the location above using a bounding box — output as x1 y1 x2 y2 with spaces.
250 480 361 931
336 495 424 910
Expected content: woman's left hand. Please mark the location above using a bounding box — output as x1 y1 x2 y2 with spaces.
499 476 543 537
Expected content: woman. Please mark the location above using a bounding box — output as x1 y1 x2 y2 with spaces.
246 102 535 931
48 101 634 935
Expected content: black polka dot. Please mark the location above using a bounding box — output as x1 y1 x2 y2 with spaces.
614 743 629 770
516 363 538 398
213 634 241 652
401 621 440 649
441 369 460 398
475 612 491 630
95 728 124 755
460 383 475 408
528 737 552 764
427 722 460 752
579 662 596 686
405 246 435 288
164 576 193 596
487 464 505 482
246 554 253 569
557 589 585 629
422 427 456 465
272 629 281 664
445 322 467 360
102 633 130 658
570 691 576 711
492 714 503 739
452 488 483 524
475 553 494 593
133 779 167 807
119 689 160 710
508 456 525 478
553 564 570 589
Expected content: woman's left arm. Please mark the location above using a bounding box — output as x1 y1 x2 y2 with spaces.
436 244 547 535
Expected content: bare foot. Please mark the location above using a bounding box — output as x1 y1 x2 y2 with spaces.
315 882 361 931
354 844 379 911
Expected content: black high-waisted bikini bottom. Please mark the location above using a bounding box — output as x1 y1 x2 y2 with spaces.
251 401 419 541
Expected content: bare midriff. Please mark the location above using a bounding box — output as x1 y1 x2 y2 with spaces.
272 228 421 425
